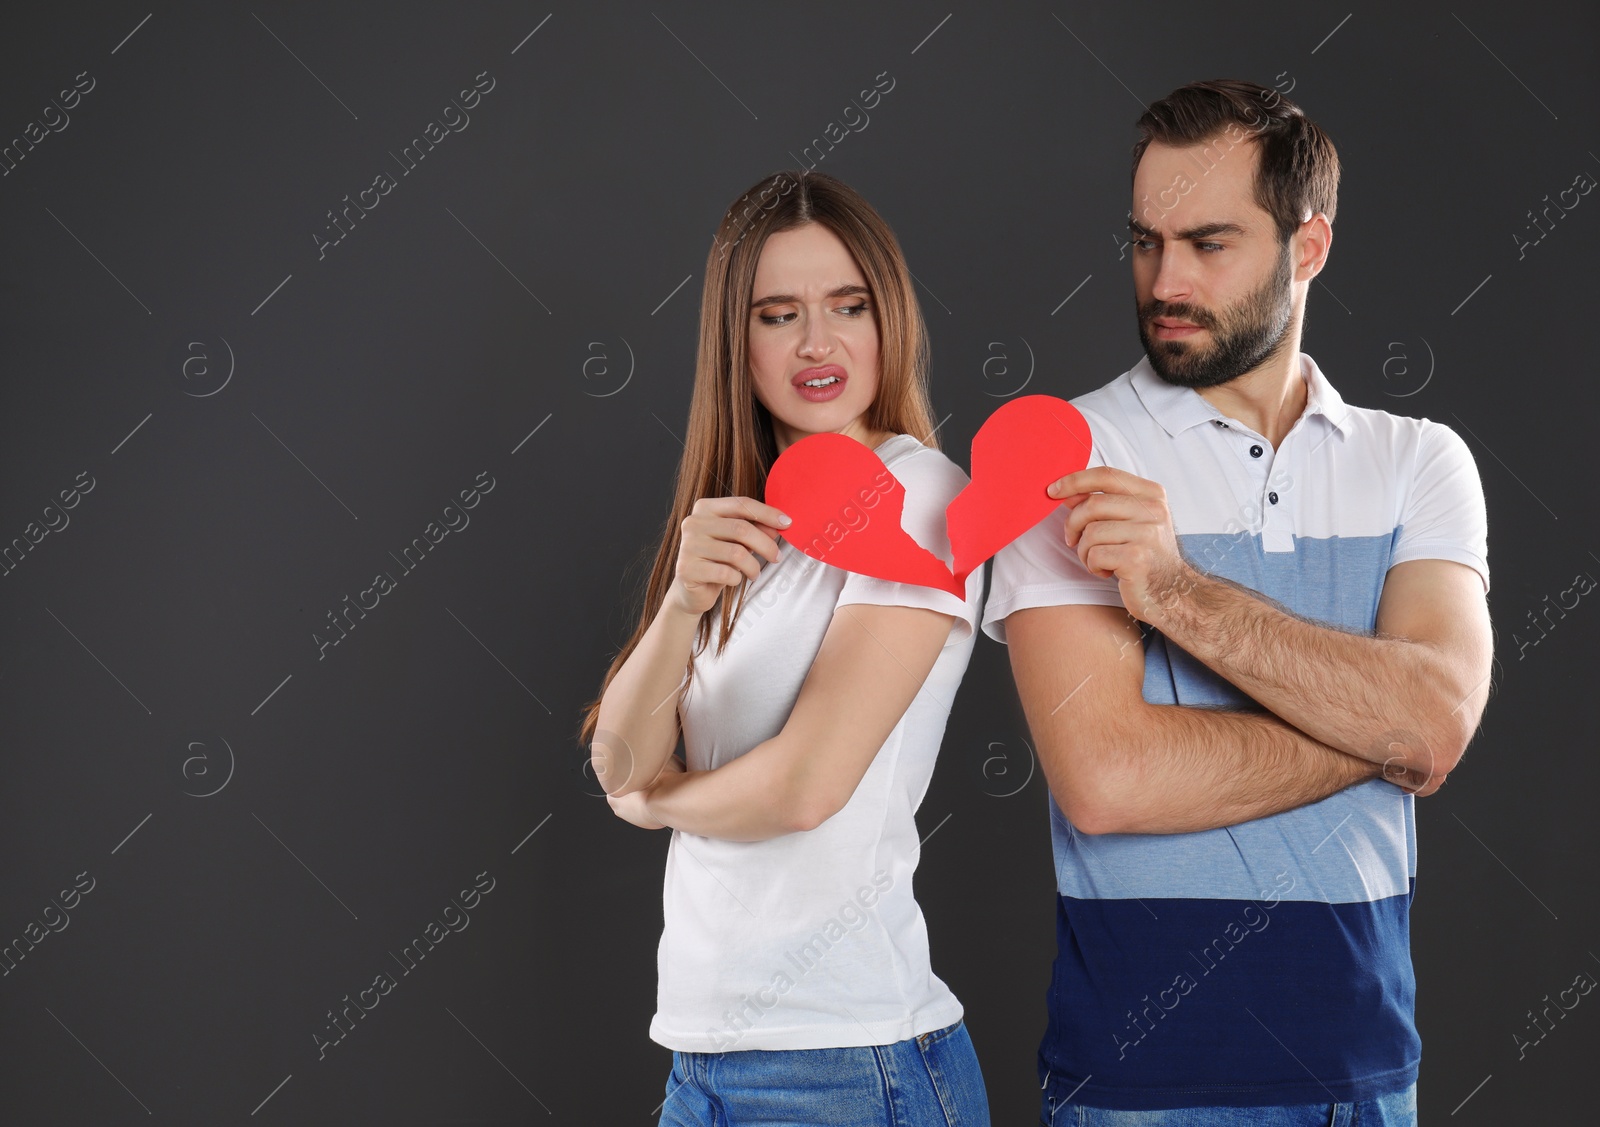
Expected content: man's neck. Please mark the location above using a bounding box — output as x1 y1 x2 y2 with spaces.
1194 337 1307 448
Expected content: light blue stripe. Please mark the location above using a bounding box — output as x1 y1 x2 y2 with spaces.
1050 530 1417 905
1049 780 1414 904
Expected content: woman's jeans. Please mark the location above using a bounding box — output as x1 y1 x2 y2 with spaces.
1041 1081 1417 1126
658 1017 991 1126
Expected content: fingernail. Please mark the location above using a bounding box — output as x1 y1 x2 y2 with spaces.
777 513 792 526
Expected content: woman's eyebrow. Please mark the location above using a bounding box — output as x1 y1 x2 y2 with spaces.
751 283 871 307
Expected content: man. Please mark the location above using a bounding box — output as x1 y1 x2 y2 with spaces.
982 79 1492 1125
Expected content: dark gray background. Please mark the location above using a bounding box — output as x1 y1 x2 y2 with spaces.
1 1 1594 1122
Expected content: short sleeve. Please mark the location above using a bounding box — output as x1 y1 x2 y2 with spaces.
1390 421 1490 593
980 424 1124 645
833 441 982 648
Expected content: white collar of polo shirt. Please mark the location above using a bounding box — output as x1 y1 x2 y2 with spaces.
1128 352 1354 444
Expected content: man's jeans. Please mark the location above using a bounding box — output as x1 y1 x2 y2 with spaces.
1042 1082 1417 1126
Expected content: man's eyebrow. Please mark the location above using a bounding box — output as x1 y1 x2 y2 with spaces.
750 283 871 307
1127 217 1248 241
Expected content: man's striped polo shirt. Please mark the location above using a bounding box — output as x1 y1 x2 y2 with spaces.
981 351 1489 1109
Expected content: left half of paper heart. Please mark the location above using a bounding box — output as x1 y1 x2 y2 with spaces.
764 433 965 598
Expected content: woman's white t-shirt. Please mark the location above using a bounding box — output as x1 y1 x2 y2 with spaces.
648 433 982 1052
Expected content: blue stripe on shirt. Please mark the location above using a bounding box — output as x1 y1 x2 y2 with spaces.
1039 884 1420 1109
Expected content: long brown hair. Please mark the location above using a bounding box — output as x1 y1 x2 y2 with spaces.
577 169 940 746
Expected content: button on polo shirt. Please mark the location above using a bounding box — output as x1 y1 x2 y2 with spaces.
1196 397 1304 553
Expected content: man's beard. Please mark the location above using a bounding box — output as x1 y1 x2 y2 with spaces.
1137 241 1296 389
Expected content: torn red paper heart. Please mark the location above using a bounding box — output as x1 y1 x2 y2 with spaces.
763 395 1093 596
763 431 966 597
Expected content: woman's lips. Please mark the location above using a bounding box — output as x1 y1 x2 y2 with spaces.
793 366 847 402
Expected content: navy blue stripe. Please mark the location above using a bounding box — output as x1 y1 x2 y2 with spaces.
1039 885 1420 1109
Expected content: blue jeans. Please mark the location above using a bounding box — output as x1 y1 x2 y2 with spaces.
1041 1082 1416 1126
659 1017 991 1126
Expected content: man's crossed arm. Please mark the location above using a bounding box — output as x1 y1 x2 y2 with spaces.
1003 467 1492 836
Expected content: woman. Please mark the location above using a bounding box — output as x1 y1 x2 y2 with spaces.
579 169 990 1126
